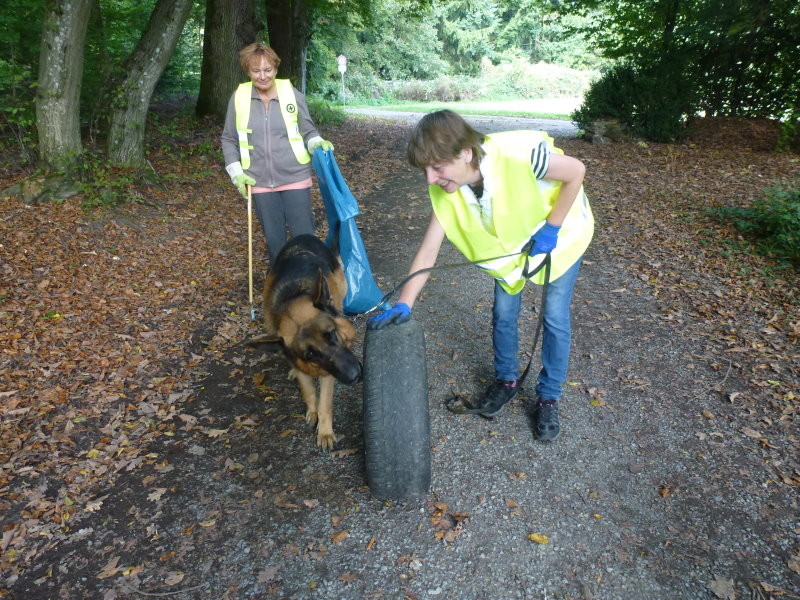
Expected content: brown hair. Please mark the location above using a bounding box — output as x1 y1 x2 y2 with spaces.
406 110 486 170
239 43 281 74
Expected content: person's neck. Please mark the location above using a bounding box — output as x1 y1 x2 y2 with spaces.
468 174 484 196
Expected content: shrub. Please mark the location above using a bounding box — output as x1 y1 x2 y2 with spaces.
481 58 595 100
77 152 138 208
391 77 475 103
713 183 800 266
777 100 800 152
572 62 693 142
307 98 347 127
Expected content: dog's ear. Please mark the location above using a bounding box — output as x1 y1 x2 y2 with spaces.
333 316 357 346
312 268 337 313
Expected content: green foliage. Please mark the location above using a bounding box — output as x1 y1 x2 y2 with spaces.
307 0 600 103
391 76 475 103
433 0 499 76
320 54 593 106
481 57 595 99
157 2 204 97
572 62 693 142
77 150 137 208
559 0 800 129
0 60 37 163
712 183 800 266
0 0 44 163
307 98 347 127
307 0 450 102
494 1 606 70
777 96 800 152
82 1 158 124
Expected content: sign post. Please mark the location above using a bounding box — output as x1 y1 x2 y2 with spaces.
337 55 347 105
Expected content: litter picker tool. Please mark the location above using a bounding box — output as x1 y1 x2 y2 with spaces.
247 185 256 321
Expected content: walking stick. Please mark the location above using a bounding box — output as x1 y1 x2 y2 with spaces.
247 185 256 321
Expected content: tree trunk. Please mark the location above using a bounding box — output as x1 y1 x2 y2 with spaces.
196 0 258 121
36 0 94 174
266 0 312 92
107 0 193 168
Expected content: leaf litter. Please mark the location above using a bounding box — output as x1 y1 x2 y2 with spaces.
0 114 798 598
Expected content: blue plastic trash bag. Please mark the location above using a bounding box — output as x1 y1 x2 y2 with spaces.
312 148 387 315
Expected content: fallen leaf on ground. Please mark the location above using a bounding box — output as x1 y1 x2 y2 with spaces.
708 574 736 599
528 533 549 545
331 530 350 543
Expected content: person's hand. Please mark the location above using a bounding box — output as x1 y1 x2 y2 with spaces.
309 138 334 153
367 303 412 330
529 222 561 255
233 173 256 198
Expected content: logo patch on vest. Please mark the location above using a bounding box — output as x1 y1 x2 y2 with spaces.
286 103 297 113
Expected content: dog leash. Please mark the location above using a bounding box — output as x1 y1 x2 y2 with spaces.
443 252 551 419
358 241 541 317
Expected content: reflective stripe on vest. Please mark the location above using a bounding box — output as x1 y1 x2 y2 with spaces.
234 82 254 169
430 131 594 293
233 80 311 169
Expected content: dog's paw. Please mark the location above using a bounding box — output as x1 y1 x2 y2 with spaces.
316 429 336 450
305 410 318 426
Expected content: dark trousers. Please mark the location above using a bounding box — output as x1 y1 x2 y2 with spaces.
252 188 316 265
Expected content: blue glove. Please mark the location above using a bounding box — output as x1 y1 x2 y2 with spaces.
367 303 412 330
530 222 561 254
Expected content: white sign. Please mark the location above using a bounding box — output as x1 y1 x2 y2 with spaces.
337 54 347 73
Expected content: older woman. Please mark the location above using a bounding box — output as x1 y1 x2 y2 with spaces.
221 43 333 264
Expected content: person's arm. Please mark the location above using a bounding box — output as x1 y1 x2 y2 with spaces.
397 212 446 308
294 87 333 152
541 153 586 226
221 94 242 167
221 94 255 198
366 212 445 330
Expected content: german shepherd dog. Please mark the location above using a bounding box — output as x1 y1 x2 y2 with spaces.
248 234 362 449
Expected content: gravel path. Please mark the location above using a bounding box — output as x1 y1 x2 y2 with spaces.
9 116 797 600
344 108 580 137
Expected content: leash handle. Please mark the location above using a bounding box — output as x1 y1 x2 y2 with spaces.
444 253 551 417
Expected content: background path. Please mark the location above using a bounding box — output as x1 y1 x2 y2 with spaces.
344 107 580 137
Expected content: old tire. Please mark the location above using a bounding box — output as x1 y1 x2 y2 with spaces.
363 319 431 501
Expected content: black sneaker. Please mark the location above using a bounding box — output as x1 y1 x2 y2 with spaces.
533 399 560 440
475 379 518 416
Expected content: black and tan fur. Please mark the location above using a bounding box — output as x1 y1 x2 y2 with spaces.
248 234 361 449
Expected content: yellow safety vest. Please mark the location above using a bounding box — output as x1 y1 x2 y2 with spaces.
233 79 311 168
430 131 594 293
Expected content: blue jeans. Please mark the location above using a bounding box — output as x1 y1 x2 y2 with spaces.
492 257 583 400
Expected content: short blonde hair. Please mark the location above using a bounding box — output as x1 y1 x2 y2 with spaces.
239 43 281 74
406 110 485 170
